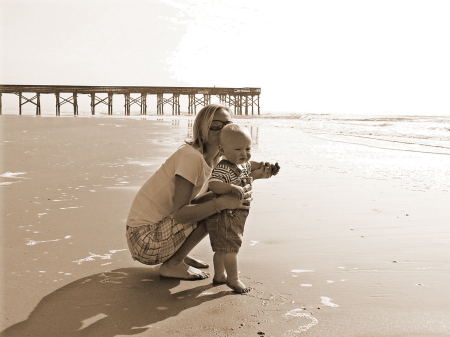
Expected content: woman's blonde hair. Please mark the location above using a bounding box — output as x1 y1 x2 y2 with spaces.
186 104 232 154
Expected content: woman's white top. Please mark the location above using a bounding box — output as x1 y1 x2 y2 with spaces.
126 144 212 227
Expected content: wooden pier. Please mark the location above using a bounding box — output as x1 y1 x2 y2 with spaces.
0 85 261 116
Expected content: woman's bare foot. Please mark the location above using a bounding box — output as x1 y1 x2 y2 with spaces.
226 279 251 294
184 256 209 269
159 260 209 280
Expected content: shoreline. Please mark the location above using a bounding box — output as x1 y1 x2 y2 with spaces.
2 109 450 118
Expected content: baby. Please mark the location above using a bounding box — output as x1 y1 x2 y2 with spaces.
206 124 255 293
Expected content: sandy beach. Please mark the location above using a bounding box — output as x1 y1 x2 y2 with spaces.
1 114 450 336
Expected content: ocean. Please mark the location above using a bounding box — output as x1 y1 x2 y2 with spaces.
3 110 450 192
236 113 450 193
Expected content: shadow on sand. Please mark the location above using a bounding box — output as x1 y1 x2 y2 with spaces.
1 267 228 336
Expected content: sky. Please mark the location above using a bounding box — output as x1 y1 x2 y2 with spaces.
1 0 450 115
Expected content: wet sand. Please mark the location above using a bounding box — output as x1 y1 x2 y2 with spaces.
1 115 450 336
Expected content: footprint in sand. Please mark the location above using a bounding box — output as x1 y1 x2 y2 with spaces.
282 308 319 335
99 271 128 283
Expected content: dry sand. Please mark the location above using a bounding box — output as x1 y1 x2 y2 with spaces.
1 115 450 336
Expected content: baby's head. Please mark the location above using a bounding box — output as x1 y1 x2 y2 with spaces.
219 124 252 165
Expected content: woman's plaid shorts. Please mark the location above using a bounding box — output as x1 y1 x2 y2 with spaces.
126 215 197 265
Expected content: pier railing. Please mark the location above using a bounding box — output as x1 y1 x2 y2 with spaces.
0 85 261 116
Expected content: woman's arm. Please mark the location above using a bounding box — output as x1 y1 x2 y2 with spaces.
172 175 250 223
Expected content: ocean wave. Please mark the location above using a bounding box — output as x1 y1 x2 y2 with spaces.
235 112 450 123
235 113 450 145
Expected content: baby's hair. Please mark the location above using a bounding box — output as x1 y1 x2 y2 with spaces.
219 124 251 144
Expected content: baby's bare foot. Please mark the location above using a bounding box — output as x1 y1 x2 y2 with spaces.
226 279 251 294
212 274 227 285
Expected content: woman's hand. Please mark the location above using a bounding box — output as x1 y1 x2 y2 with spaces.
230 183 252 200
217 190 252 210
230 185 245 199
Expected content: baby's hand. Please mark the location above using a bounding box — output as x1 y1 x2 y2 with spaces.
271 162 281 176
231 185 245 200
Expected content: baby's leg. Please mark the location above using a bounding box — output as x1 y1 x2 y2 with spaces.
223 252 251 294
212 252 227 284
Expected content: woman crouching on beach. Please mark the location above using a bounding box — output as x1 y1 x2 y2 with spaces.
126 104 278 280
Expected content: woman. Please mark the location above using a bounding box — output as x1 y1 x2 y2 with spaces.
126 104 277 280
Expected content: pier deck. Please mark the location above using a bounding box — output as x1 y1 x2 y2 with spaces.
0 85 261 116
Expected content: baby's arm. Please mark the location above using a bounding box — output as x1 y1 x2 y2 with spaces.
250 161 280 179
250 161 263 172
209 181 245 199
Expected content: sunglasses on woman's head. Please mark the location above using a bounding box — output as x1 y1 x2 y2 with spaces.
209 120 233 131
